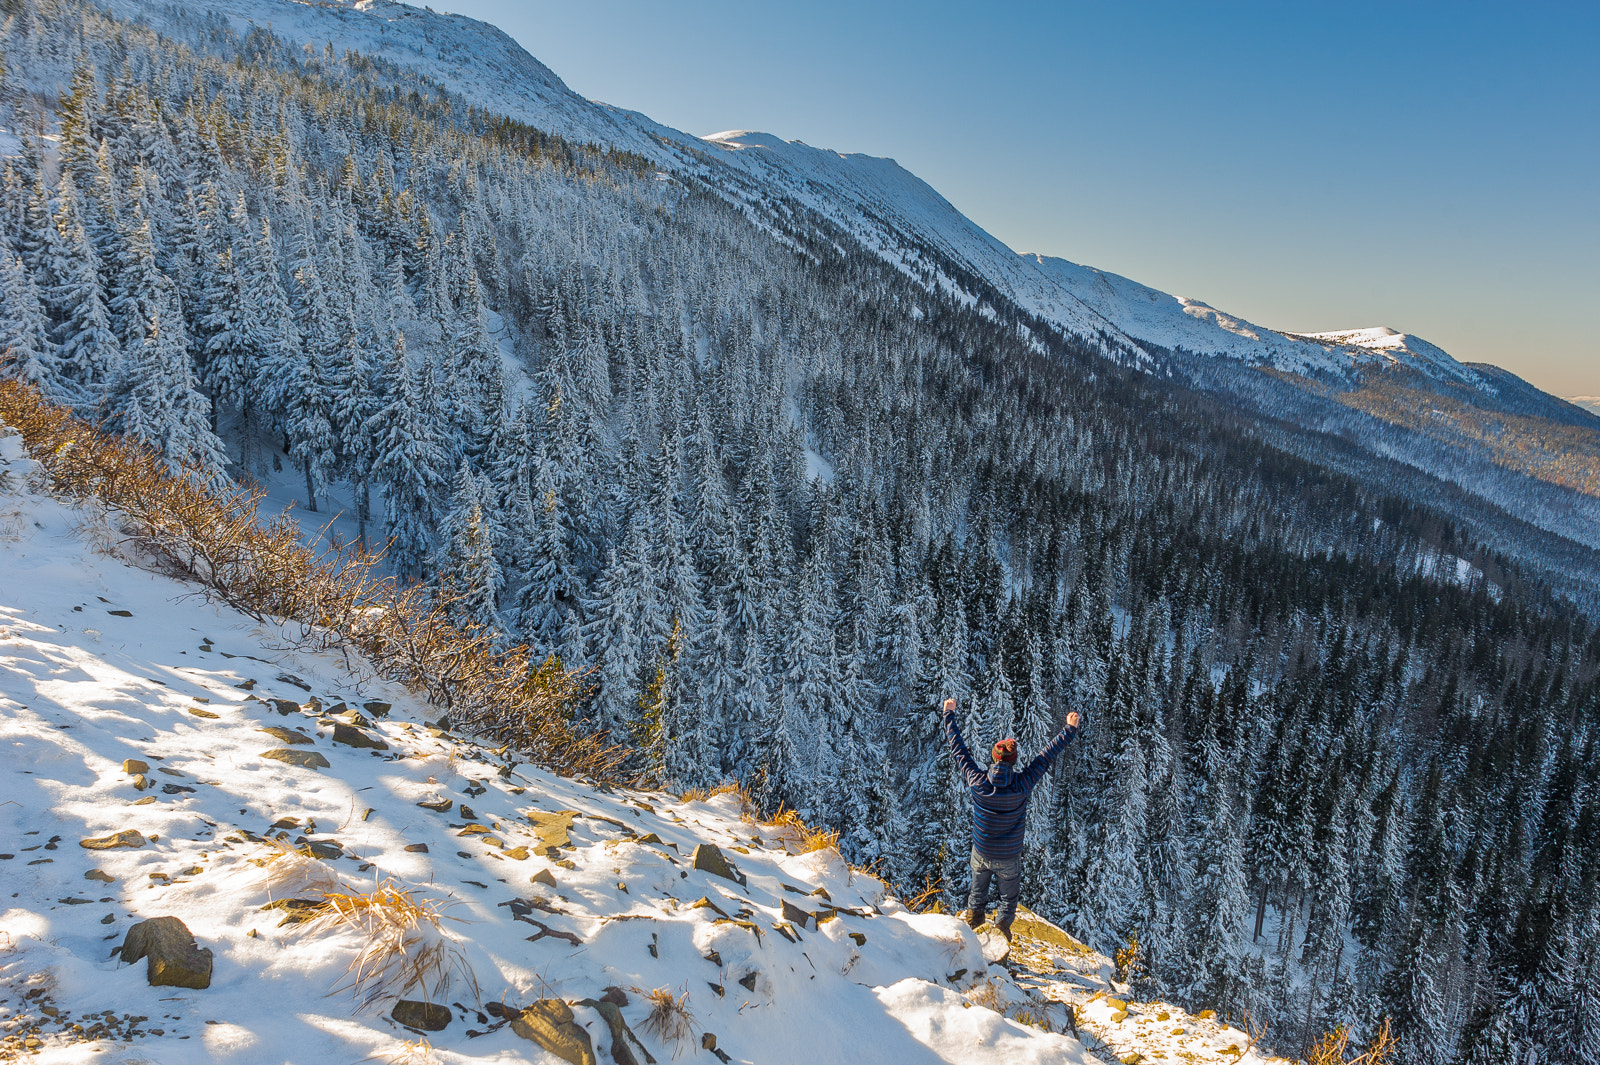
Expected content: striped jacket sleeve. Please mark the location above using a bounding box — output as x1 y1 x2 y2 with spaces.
942 708 986 788
1019 724 1079 791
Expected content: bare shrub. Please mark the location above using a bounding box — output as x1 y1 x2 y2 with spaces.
0 380 622 781
633 985 697 1056
1308 1018 1398 1065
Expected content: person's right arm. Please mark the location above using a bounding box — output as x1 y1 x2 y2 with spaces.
941 697 986 788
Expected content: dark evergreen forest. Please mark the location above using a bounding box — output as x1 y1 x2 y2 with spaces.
1 2 1597 1060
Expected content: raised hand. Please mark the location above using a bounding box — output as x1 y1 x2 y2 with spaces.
1066 711 1080 728
943 697 956 715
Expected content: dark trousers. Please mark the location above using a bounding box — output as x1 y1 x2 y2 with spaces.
967 847 1022 925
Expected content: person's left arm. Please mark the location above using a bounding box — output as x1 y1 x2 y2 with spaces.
1020 711 1081 789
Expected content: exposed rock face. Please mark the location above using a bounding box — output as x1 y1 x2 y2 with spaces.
528 810 577 851
510 999 595 1065
577 996 649 1065
259 726 313 745
259 748 331 769
780 899 814 929
79 830 146 850
391 1000 452 1031
331 723 388 749
690 843 741 883
118 916 213 989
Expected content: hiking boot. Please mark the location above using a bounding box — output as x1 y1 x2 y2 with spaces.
963 909 985 931
996 917 1014 942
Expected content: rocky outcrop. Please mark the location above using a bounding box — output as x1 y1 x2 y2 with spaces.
690 843 743 883
79 830 146 850
260 748 330 769
118 916 213 989
510 999 596 1065
391 1000 451 1031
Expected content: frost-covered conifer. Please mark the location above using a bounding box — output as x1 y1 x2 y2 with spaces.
366 336 447 578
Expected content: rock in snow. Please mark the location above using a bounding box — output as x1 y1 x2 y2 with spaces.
118 917 214 989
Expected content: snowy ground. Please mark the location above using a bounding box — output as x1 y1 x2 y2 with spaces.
0 424 1283 1064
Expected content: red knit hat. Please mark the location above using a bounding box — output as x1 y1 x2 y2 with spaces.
991 738 1019 764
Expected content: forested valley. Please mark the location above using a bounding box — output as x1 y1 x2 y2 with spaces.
1 3 1598 1060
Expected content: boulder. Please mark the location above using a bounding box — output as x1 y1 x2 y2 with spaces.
362 701 392 717
780 899 814 930
80 830 146 850
528 810 577 850
576 997 648 1065
510 999 596 1065
259 726 313 745
270 698 302 715
391 1000 451 1031
331 723 387 749
260 749 330 770
690 843 741 883
118 916 213 989
122 759 149 775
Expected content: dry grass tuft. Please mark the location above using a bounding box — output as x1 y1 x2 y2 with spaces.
964 978 1006 1013
1308 1018 1398 1065
0 379 622 780
306 880 477 1011
903 872 947 913
635 985 697 1056
366 1036 435 1065
1009 1006 1055 1033
254 846 475 1013
682 779 758 811
761 806 840 855
258 839 344 897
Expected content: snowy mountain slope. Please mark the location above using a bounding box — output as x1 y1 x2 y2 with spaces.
105 0 1500 391
104 0 669 158
1024 255 1487 384
0 428 1293 1065
1571 397 1600 417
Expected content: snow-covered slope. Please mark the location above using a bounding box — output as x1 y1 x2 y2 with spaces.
1570 397 1600 417
0 428 1287 1064
106 0 1486 387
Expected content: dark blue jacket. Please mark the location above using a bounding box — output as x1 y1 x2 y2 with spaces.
943 707 1078 861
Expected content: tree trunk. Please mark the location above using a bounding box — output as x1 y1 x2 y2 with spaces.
1254 881 1268 941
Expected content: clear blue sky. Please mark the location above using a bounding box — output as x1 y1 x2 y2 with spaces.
438 1 1598 399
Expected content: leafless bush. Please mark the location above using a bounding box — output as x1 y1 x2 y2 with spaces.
0 380 622 780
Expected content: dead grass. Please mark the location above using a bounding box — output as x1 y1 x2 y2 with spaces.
903 872 947 914
365 1036 435 1065
761 806 840 855
964 978 1006 1012
677 780 749 806
1009 1006 1055 1033
0 380 622 780
1307 1019 1397 1065
258 838 344 897
255 842 476 1011
307 880 477 1011
635 985 697 1056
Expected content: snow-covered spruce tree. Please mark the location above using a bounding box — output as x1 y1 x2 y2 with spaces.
436 462 503 629
365 336 447 578
44 173 120 402
0 248 71 401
